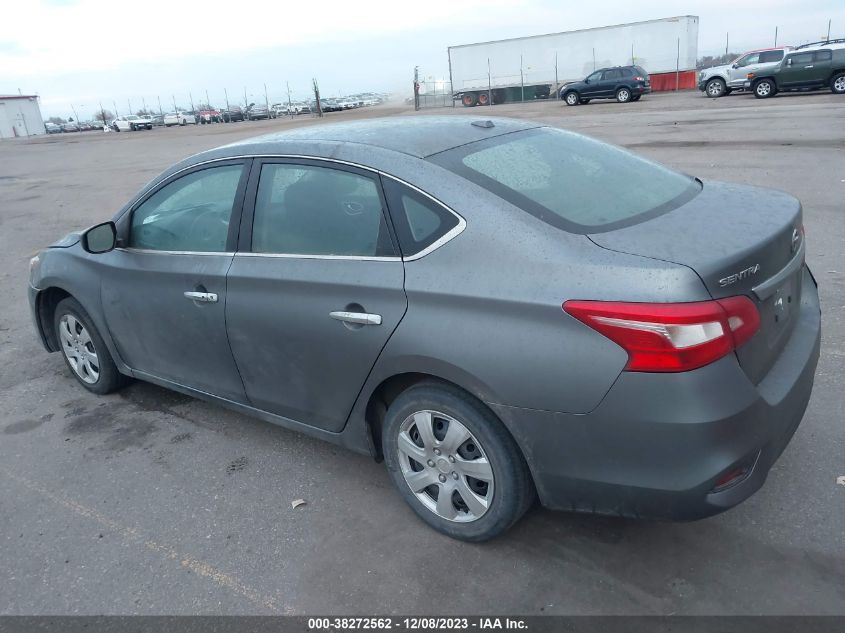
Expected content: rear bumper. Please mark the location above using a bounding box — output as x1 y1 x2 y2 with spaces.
491 266 821 520
633 85 651 95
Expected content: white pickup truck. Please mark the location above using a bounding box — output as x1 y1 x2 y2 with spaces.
698 47 791 97
111 115 153 131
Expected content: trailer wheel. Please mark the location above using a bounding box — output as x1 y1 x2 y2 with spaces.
462 93 478 107
478 92 490 106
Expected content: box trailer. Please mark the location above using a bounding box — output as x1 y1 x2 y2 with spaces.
448 16 699 106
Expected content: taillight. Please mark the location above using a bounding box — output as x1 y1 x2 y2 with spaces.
562 297 760 372
634 76 645 81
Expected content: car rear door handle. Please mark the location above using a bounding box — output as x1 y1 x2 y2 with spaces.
329 311 382 326
184 291 218 303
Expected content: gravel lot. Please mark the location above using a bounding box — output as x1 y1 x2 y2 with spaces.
1 91 843 615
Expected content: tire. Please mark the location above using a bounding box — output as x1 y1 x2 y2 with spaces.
477 92 490 106
754 79 776 99
563 91 579 106
382 382 535 542
615 87 632 103
180 119 186 126
112 125 120 132
705 77 727 98
461 93 477 107
129 123 136 131
831 72 845 94
53 297 128 395
146 124 152 130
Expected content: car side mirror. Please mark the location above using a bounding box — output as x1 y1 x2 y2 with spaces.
731 63 739 69
82 221 117 254
584 78 590 84
787 58 793 66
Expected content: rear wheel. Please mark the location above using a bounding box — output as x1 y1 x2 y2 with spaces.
615 87 632 103
461 93 477 107
563 91 579 106
705 77 727 98
477 92 490 106
831 73 845 94
54 297 128 395
754 79 776 99
382 382 535 541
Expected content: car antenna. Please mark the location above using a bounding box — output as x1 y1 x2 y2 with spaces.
471 120 495 129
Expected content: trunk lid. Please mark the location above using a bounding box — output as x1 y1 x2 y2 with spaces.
588 180 804 383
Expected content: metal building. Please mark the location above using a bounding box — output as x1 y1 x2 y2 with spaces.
0 95 46 139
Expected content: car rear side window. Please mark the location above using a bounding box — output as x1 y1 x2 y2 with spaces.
382 178 460 256
758 50 784 63
129 164 243 252
251 163 395 257
430 127 700 233
814 50 832 61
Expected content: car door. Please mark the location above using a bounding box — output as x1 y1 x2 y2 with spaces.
778 51 816 88
580 70 604 97
599 69 622 96
728 52 760 87
100 160 250 402
225 159 407 432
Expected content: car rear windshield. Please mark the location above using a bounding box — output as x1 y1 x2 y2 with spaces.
429 127 700 233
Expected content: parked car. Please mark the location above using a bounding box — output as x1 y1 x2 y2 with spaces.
745 41 845 98
150 114 165 127
560 65 651 105
285 102 311 115
61 122 80 132
164 111 196 126
221 107 245 123
28 117 820 541
246 105 275 120
698 47 792 98
112 115 153 132
45 122 62 134
199 109 222 124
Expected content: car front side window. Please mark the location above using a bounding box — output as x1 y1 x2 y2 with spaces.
586 71 602 82
736 54 760 67
129 164 243 252
251 163 394 257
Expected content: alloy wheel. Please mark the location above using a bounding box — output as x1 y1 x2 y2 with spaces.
565 92 578 105
756 82 772 97
59 314 99 384
707 80 724 97
834 76 845 93
397 410 494 522
617 88 630 102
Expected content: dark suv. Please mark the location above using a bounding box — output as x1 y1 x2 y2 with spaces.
560 65 651 105
747 42 845 98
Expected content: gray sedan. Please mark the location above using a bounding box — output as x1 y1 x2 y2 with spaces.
28 117 820 541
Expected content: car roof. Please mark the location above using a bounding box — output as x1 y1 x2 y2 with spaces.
221 116 542 159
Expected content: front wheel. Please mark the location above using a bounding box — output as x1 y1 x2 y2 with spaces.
615 87 632 103
831 73 845 94
54 297 129 395
563 91 579 106
382 382 535 542
754 79 776 99
705 77 727 98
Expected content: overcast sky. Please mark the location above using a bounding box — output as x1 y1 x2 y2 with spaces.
2 0 842 118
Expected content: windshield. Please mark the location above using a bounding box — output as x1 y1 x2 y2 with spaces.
430 127 701 233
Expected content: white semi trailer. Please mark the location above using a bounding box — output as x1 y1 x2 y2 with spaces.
448 16 699 106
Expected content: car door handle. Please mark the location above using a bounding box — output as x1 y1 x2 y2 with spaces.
804 65 814 68
329 311 382 325
184 291 218 303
